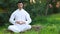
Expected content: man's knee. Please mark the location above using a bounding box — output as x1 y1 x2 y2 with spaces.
8 25 20 33
27 25 31 29
8 25 13 30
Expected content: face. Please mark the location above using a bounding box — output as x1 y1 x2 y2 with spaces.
18 3 23 9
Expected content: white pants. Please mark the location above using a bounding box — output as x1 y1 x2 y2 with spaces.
8 24 31 33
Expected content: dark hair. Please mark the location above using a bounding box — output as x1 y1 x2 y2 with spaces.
17 0 24 4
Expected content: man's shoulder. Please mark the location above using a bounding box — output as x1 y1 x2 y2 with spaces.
14 9 19 12
22 9 30 15
22 9 26 12
12 9 18 14
23 9 28 13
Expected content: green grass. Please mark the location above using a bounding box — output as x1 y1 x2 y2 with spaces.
0 13 60 34
0 28 38 34
40 24 60 34
0 24 60 34
33 13 60 25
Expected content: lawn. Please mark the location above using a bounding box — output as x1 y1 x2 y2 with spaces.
0 13 60 34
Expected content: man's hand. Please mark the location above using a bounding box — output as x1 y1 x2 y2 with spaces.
20 21 25 25
16 21 20 24
16 21 25 25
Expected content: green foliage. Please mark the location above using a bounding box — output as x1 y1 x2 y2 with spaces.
0 0 60 26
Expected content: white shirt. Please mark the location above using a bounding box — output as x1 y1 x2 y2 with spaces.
9 9 32 25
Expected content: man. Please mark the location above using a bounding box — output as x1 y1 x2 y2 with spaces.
8 1 32 33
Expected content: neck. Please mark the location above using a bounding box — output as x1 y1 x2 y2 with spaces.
18 8 23 10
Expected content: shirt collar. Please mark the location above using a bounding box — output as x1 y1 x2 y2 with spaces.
18 8 23 11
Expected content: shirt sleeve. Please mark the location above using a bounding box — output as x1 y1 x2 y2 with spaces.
9 12 16 25
25 12 32 25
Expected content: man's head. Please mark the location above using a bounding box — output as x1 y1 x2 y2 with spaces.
17 1 23 9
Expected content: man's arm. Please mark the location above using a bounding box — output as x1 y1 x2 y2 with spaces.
9 12 16 25
9 12 26 25
25 12 32 25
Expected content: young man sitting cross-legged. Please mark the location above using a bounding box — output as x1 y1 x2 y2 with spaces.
8 1 32 33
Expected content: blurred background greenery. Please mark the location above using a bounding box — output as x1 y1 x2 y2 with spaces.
0 0 60 34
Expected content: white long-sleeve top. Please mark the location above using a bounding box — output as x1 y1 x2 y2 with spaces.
9 9 32 25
